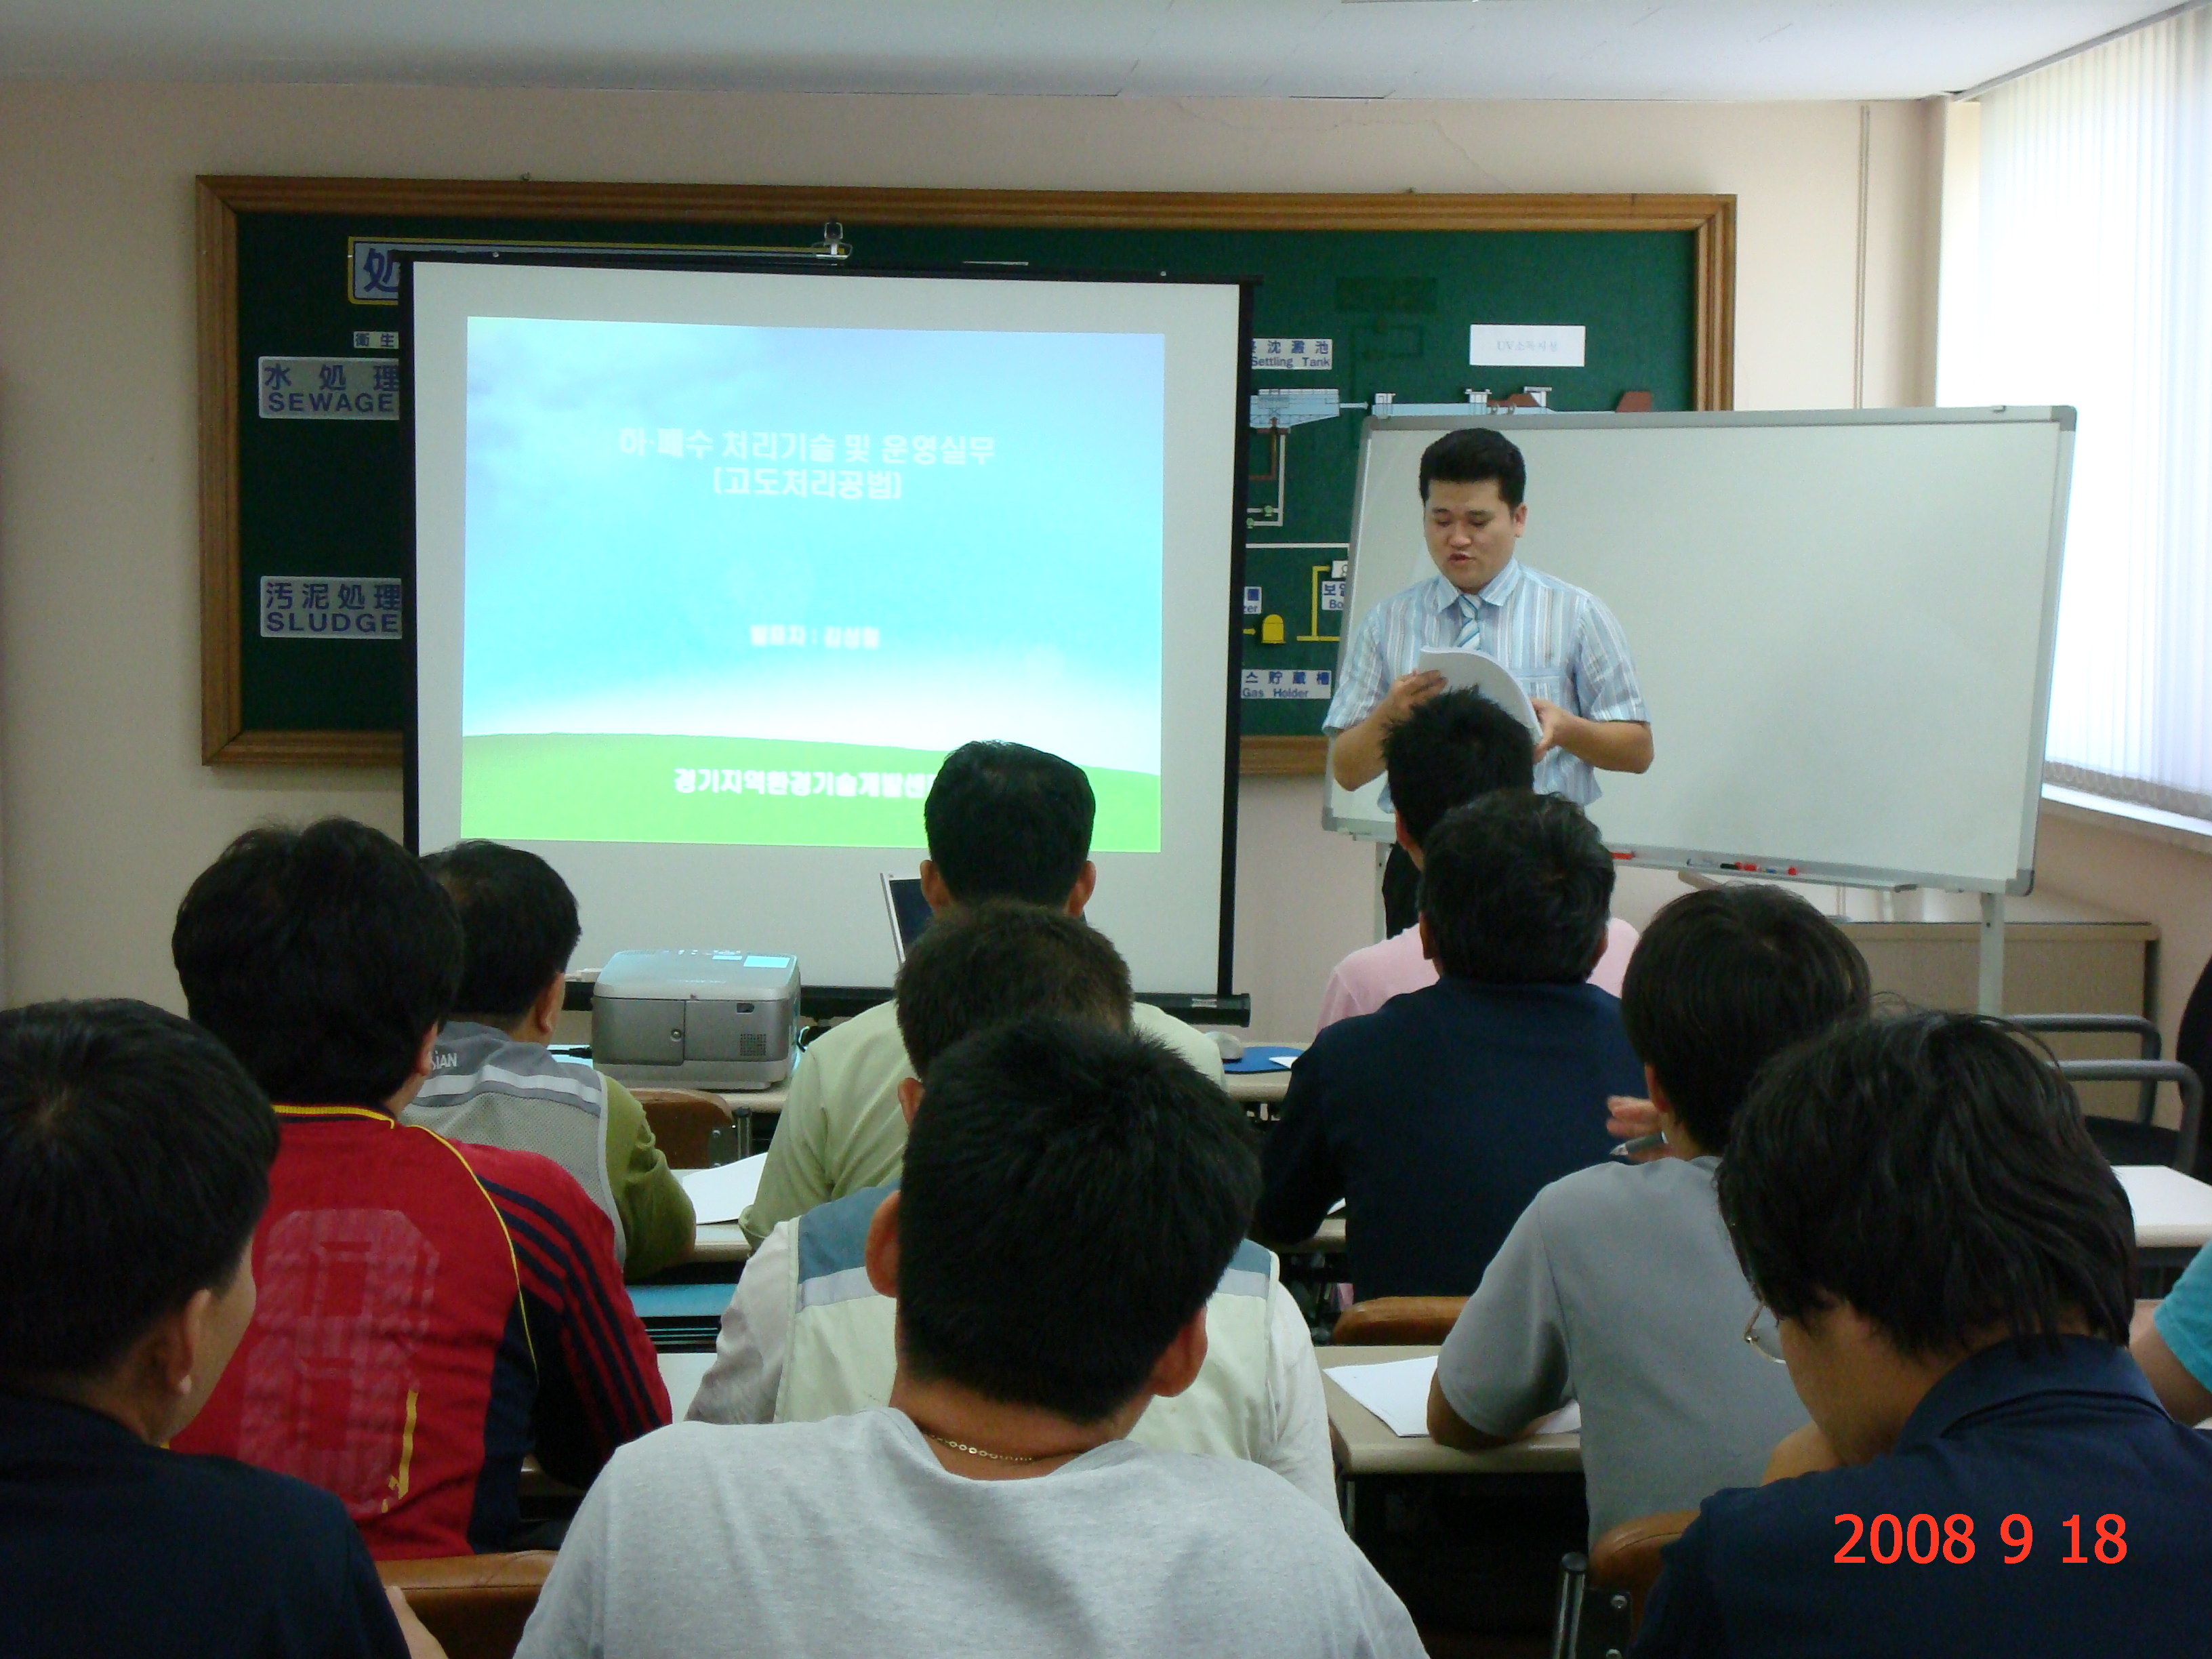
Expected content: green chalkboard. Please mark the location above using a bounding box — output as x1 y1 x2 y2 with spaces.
198 180 1734 769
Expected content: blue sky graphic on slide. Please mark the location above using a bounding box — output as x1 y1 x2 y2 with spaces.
463 315 1166 774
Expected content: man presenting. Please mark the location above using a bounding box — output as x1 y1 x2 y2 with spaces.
1326 428 1652 926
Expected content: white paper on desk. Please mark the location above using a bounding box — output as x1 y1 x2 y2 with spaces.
676 1153 768 1224
1332 1355 1581 1439
1269 1054 1298 1069
1416 647 1540 736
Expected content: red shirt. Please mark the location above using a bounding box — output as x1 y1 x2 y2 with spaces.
173 1106 668 1557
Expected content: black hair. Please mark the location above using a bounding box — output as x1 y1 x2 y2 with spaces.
897 1017 1258 1424
1383 689 1538 848
1718 1012 2135 1355
422 840 582 1023
173 818 464 1106
1620 886 1872 1152
1418 426 1527 509
1419 791 1612 984
923 741 1095 906
0 999 276 1385
895 901 1132 1077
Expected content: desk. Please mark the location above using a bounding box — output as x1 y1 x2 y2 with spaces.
2119 1165 2212 1292
688 1221 752 1265
1319 1346 1580 1479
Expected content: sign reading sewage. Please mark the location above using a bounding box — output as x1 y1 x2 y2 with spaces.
257 356 399 419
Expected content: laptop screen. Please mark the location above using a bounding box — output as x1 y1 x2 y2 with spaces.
881 875 933 964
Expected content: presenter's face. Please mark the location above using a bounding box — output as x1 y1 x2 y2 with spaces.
1423 478 1526 593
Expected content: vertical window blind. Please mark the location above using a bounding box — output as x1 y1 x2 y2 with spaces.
1941 7 2212 819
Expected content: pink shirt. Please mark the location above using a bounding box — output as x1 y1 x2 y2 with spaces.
1315 917 1641 1033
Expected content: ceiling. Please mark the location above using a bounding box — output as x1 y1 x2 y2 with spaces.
0 1 2180 101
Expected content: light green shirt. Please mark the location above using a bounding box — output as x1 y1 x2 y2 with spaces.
739 999 1226 1245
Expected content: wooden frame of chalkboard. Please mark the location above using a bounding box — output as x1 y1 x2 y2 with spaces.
197 176 1735 770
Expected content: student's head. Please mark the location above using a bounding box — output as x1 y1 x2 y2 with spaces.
0 1000 276 1441
1418 790 1612 985
1718 1012 2134 1464
1382 689 1537 859
920 741 1097 914
878 1016 1257 1425
173 817 464 1109
1417 427 1528 594
423 839 581 1038
1620 886 1872 1154
894 901 1133 1084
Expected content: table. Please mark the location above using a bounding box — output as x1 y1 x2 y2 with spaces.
2118 1164 2212 1292
1319 1346 1580 1479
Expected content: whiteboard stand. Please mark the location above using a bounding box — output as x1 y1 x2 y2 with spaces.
1979 892 2006 1016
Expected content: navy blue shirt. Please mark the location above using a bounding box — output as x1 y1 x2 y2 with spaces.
1255 977 1637 1298
0 1391 409 1659
1633 1337 2212 1659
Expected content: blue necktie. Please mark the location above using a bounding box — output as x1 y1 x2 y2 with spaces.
1454 596 1482 651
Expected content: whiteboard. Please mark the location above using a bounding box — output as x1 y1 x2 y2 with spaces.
1324 409 2074 894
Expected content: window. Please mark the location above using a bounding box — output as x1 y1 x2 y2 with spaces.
1939 8 2212 820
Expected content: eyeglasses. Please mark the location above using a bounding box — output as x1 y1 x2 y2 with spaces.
1742 1303 1788 1364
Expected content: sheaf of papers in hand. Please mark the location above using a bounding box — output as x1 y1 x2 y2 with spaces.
676 1152 769 1224
1330 1353 1581 1439
1416 646 1540 736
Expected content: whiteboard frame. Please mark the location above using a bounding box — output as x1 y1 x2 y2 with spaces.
1322 407 2075 897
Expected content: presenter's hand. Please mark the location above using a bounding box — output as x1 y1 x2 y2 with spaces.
1381 670 1446 726
1530 697 1576 761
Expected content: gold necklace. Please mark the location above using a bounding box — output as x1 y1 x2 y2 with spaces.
922 1429 1051 1464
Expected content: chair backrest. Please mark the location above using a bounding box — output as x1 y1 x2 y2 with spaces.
633 1088 737 1169
1331 1295 1467 1346
1589 1509 1700 1632
2011 1015 2160 1124
377 1552 556 1659
2055 1059 2205 1177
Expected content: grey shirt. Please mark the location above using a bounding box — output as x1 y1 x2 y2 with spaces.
1435 1155 1807 1542
516 1410 1422 1659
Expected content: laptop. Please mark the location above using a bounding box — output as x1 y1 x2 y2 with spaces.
880 874 933 964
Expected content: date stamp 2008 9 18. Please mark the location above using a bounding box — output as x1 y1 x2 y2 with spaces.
1834 1513 2127 1565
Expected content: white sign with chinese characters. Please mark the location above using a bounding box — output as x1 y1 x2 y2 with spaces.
1468 325 1585 369
260 577 404 639
1251 337 1333 371
1240 668 1334 701
258 357 400 420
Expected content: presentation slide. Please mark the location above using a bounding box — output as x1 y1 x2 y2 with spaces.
460 316 1164 851
411 262 1242 993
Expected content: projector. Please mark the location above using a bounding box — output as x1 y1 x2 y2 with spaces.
591 949 800 1091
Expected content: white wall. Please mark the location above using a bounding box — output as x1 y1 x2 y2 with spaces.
0 83 1954 1033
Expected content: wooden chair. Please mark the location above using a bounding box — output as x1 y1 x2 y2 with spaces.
1330 1296 1467 1346
1591 1509 1698 1629
378 1552 556 1659
633 1087 736 1169
1548 1509 1698 1658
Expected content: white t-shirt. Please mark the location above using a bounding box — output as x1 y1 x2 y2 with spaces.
516 1410 1423 1659
686 1213 1338 1513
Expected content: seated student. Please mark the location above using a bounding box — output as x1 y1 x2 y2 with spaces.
518 1017 1421 1659
1426 886 1870 1542
2131 1244 2212 1425
1256 790 1641 1298
169 818 668 1558
689 901 1332 1509
741 739 1224 1244
1317 689 1637 1029
0 998 444 1659
1635 1013 2212 1659
405 840 693 1279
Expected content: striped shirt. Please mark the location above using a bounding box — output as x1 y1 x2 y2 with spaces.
172 1110 669 1557
1324 560 1649 805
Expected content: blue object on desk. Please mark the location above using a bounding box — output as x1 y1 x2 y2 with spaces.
1224 1044 1304 1074
628 1284 737 1319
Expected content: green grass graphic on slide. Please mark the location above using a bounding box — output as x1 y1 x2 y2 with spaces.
461 734 1162 851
